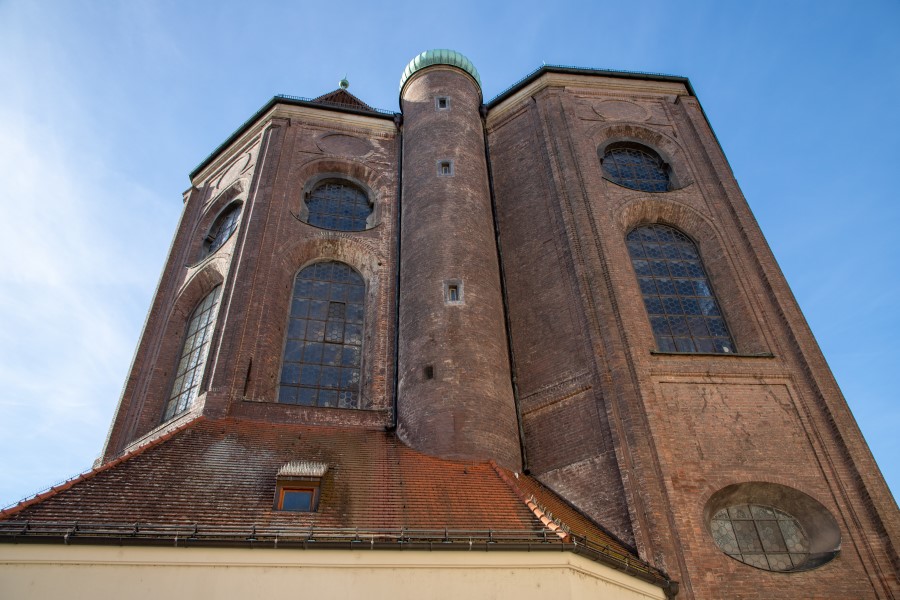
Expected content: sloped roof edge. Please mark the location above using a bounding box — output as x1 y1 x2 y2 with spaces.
486 64 694 109
189 94 397 182
0 416 205 519
489 461 670 588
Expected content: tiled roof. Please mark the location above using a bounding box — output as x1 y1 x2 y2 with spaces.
0 418 668 586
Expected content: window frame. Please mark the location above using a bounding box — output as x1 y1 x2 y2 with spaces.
444 279 464 305
274 478 322 512
626 224 736 354
437 160 454 177
276 261 366 409
301 178 374 232
601 142 671 192
202 202 243 257
161 285 222 422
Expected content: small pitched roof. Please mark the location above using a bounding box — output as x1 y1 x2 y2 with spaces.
0 418 668 587
311 88 375 112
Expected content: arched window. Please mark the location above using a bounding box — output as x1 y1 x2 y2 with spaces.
627 224 734 353
305 180 372 231
204 204 242 256
278 261 365 408
602 143 670 192
163 286 222 421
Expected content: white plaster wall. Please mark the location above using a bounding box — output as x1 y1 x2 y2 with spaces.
0 546 665 600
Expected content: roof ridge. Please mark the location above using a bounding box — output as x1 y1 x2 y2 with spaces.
488 461 568 540
1 416 206 519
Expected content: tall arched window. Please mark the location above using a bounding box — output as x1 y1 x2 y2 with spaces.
163 286 222 421
627 224 734 353
305 180 372 231
602 143 670 192
278 261 365 408
203 203 242 257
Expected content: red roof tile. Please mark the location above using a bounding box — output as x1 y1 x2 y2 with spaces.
0 417 667 586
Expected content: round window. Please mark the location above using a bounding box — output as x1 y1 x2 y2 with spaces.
706 482 840 572
710 504 809 571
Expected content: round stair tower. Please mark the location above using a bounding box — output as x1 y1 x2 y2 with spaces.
397 50 521 470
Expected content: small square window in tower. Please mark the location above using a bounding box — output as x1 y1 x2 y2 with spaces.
435 96 450 110
274 461 328 512
437 160 454 176
444 280 463 304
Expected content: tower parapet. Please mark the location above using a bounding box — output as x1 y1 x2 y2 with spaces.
397 50 521 470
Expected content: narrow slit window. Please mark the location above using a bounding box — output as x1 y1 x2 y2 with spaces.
444 280 463 304
438 160 454 176
424 364 434 380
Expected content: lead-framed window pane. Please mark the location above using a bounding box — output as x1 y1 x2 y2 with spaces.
205 204 242 256
602 144 670 192
163 286 222 421
306 181 372 231
279 261 364 408
627 224 735 354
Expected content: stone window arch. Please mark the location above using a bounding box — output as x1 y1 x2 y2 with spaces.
162 285 222 421
278 261 365 408
601 142 670 192
627 224 735 353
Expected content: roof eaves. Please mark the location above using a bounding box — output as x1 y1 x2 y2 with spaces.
486 64 695 109
189 95 397 182
0 416 206 519
489 461 671 589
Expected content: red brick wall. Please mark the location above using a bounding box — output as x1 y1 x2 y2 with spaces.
104 108 400 458
487 76 899 597
397 67 521 471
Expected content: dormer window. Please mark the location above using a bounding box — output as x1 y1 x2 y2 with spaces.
274 461 328 512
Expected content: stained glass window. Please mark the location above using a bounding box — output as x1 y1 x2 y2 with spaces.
163 286 222 421
711 504 810 571
204 204 242 256
627 224 735 353
278 261 364 408
306 180 372 231
602 144 670 192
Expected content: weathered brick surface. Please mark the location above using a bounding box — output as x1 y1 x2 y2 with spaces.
487 74 899 597
96 66 899 599
104 104 399 459
397 67 521 471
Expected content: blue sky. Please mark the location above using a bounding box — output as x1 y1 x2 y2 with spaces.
0 0 897 508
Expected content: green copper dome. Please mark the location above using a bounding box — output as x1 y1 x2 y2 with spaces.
399 49 482 93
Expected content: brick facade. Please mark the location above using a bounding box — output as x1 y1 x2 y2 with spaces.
93 58 898 599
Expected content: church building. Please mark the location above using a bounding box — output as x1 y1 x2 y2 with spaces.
1 50 897 599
